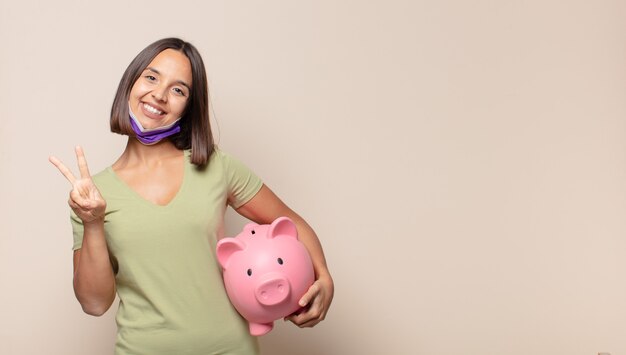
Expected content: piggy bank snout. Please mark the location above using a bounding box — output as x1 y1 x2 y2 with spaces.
255 273 291 306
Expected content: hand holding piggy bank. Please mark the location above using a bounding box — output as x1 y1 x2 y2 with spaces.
216 217 315 336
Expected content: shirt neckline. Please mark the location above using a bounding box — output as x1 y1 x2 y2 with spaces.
106 150 190 209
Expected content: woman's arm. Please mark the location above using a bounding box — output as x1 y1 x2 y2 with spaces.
72 221 116 316
236 184 334 328
50 146 116 316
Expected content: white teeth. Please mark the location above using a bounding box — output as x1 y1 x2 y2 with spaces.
143 103 164 115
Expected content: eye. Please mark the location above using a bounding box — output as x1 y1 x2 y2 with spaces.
145 75 157 81
247 269 252 276
251 230 255 235
277 258 283 265
173 87 186 97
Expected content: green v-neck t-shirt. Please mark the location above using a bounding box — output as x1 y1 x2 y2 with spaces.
71 149 263 355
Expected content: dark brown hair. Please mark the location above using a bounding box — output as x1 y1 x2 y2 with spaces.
110 38 213 167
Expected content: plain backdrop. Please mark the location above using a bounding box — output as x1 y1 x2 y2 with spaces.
1 1 625 354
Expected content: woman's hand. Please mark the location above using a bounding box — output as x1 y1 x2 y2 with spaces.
50 146 115 316
49 146 106 224
285 272 334 328
236 184 335 328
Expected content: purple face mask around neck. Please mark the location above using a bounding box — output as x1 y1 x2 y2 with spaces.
129 105 182 145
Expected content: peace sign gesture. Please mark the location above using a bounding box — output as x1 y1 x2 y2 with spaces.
49 146 106 224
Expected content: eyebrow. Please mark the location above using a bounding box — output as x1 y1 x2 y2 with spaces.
145 67 192 91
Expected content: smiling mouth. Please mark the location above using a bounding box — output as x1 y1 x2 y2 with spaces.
143 103 164 115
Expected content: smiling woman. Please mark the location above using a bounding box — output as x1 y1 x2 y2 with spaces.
129 49 191 130
110 38 213 166
48 38 334 355
125 50 192 145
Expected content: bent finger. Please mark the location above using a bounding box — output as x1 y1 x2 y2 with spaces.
49 156 76 184
70 188 92 209
298 282 320 307
287 307 324 328
298 317 324 328
68 199 88 215
287 295 324 325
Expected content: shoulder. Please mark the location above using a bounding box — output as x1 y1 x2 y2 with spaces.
90 167 118 191
188 147 256 176
204 147 240 167
92 166 113 180
184 147 227 164
209 147 228 161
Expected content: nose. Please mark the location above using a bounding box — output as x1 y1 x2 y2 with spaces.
151 85 168 102
255 273 291 306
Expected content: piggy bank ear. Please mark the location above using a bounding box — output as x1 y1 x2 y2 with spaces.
242 222 259 234
216 238 246 268
268 217 298 240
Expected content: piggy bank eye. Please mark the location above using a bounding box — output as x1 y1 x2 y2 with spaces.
251 230 256 235
277 258 284 265
247 269 252 276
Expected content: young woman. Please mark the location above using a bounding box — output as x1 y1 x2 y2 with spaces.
50 38 333 355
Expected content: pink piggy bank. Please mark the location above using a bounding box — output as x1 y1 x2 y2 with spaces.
216 217 315 336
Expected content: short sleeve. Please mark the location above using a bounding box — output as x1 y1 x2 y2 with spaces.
216 149 263 209
70 209 84 251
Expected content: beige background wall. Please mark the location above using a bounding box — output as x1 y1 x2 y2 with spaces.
1 1 625 354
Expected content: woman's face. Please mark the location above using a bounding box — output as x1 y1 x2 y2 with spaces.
129 48 193 130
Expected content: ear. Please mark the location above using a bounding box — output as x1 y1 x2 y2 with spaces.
268 217 298 240
216 238 246 268
243 222 259 233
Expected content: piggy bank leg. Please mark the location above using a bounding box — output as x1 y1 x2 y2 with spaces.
249 322 274 336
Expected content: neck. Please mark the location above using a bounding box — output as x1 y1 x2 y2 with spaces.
114 138 183 169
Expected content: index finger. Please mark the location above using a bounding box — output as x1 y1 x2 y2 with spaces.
49 156 76 185
75 146 91 179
